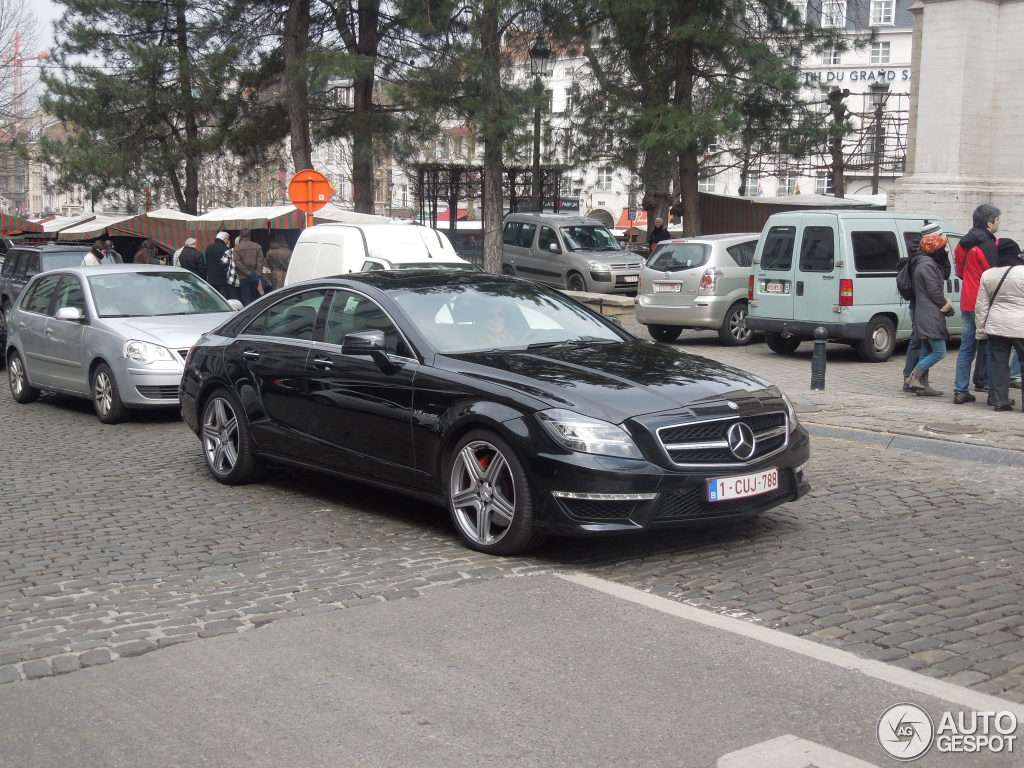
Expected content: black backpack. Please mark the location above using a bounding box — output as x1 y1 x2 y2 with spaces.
896 257 914 300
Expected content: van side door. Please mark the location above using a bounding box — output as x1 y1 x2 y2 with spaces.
792 214 838 325
751 223 797 321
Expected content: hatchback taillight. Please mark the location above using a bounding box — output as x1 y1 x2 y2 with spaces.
698 268 720 294
748 274 754 300
839 279 853 306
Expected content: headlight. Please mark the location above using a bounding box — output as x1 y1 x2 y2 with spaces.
586 260 611 272
536 409 643 459
124 340 175 365
780 390 799 431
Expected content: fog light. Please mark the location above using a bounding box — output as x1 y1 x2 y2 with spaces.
552 491 658 501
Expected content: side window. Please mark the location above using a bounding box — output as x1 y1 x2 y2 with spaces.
759 226 795 270
538 227 558 251
798 226 836 272
502 222 518 245
0 250 18 276
244 290 327 341
852 231 900 272
23 254 41 279
21 274 61 314
360 260 386 272
516 223 536 248
325 289 411 357
9 251 27 278
725 241 756 267
53 276 86 315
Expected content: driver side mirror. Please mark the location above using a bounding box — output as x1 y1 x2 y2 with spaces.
54 306 84 322
227 299 244 311
342 330 400 373
548 242 561 254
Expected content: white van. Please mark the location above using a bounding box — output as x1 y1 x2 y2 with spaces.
284 223 474 286
745 211 963 362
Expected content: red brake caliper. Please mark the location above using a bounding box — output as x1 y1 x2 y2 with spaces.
478 452 491 470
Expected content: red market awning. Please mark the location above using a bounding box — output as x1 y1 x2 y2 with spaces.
109 208 207 253
436 208 468 222
615 208 648 228
0 213 43 235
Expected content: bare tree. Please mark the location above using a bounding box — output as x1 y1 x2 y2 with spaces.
0 3 41 130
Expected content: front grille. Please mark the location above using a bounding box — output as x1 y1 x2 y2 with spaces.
136 385 180 400
655 470 794 521
556 497 640 522
657 412 788 467
610 262 644 271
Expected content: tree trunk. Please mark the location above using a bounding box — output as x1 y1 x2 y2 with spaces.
674 15 700 235
284 0 312 172
480 0 503 274
679 150 700 236
175 0 199 214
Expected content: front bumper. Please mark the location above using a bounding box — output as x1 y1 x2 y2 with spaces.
588 270 642 294
745 316 868 342
526 427 810 536
635 294 731 329
115 358 186 408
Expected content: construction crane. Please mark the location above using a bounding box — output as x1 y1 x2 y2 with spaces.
8 31 48 129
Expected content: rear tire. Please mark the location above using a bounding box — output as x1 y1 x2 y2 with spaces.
856 316 896 362
501 265 516 276
566 272 587 292
765 333 801 354
648 325 682 343
8 351 39 403
92 363 130 424
718 303 753 346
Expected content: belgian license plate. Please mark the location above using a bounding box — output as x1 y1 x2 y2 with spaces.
623 275 639 283
708 468 778 502
654 282 681 293
764 280 789 294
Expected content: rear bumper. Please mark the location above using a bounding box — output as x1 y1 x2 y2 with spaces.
745 316 868 342
635 295 731 329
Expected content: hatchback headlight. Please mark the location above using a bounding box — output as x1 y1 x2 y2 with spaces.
124 340 175 365
536 409 643 459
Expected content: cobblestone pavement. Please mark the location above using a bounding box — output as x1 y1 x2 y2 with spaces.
1 329 1023 707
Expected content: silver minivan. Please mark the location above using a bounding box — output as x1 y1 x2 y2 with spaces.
634 233 759 345
745 211 963 362
501 213 644 294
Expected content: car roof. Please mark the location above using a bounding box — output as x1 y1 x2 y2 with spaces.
504 213 607 227
659 233 759 244
38 265 191 278
11 243 91 252
294 269 519 291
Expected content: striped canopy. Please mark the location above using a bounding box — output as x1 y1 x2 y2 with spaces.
0 213 43 235
109 208 209 254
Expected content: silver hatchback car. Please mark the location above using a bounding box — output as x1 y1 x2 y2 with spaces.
634 233 759 345
6 265 240 423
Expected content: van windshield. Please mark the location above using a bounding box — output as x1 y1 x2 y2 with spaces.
559 225 621 252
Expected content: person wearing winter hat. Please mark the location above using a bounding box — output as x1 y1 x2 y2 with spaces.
976 238 1024 411
205 231 233 298
904 221 955 396
902 221 953 391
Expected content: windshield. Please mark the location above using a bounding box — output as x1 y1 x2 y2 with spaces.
559 225 622 252
389 280 629 353
88 271 231 317
646 243 710 272
41 251 120 270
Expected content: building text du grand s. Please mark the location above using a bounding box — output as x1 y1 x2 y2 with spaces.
803 68 911 85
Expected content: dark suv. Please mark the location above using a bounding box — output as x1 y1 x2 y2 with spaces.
0 244 122 360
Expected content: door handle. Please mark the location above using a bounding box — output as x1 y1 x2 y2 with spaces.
241 349 260 360
312 356 333 371
45 327 54 335
796 281 804 296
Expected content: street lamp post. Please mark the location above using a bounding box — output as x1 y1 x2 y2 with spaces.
869 81 890 196
529 34 552 214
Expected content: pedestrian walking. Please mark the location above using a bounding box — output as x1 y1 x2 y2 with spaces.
975 238 1024 411
902 222 952 391
178 237 206 279
133 239 161 265
952 203 1001 404
904 222 955 396
233 229 267 306
647 217 671 253
81 240 107 266
221 238 241 301
266 235 292 291
204 231 232 297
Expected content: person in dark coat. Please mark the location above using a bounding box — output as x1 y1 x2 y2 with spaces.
647 217 671 252
905 224 954 396
204 232 231 297
178 238 206 278
133 239 160 265
901 222 952 391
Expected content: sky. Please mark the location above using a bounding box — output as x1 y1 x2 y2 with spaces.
27 0 60 51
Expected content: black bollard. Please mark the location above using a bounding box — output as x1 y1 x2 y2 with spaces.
811 326 827 390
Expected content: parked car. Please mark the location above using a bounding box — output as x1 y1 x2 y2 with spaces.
6 265 240 423
745 211 962 362
635 233 760 345
501 212 645 294
180 270 810 556
284 223 469 286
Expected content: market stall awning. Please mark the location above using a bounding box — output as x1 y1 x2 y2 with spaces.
195 205 304 230
615 208 648 227
0 213 43 235
37 214 97 235
313 203 393 225
57 213 135 241
109 208 206 253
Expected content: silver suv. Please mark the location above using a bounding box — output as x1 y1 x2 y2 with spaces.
634 233 759 345
501 213 644 294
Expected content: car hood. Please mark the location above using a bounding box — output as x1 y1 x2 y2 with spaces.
441 341 775 423
573 250 639 264
100 313 236 348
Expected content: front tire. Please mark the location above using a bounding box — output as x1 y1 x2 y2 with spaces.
200 389 264 484
446 430 539 555
8 351 39 403
718 302 753 345
765 332 801 354
856 316 896 362
92 363 129 424
648 324 682 343
566 272 587 292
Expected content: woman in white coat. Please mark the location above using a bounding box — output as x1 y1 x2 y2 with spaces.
976 239 1024 411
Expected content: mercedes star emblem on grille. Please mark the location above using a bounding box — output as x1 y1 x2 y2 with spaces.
726 422 756 460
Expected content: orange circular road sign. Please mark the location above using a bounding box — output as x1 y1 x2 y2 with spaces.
288 169 332 213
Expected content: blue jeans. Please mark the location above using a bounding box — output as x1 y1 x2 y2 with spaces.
918 338 946 371
1012 347 1021 382
954 311 991 393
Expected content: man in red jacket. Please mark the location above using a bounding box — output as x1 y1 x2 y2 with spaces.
953 204 1002 405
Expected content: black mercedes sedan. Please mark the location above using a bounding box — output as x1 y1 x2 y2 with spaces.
180 270 810 555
